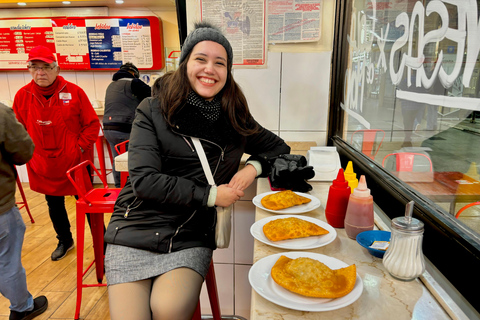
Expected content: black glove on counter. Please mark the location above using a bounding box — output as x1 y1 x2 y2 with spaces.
269 154 315 192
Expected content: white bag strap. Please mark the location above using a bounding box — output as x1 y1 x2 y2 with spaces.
191 137 216 186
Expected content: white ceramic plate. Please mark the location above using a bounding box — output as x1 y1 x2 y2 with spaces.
252 191 321 214
248 252 363 312
250 215 337 250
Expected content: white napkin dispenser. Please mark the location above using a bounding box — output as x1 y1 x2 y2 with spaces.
306 146 341 181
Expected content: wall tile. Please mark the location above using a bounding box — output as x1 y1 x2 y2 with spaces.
0 73 11 102
61 71 77 85
8 73 27 100
234 201 255 264
199 263 234 315
280 52 331 131
279 131 327 146
93 72 113 101
76 72 96 101
213 223 234 264
235 265 252 319
233 52 282 131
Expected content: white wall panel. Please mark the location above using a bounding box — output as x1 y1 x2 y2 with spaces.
234 52 282 132
235 265 252 319
76 72 96 100
280 52 331 131
199 263 234 315
234 201 255 264
7 73 27 100
93 72 113 101
0 73 11 102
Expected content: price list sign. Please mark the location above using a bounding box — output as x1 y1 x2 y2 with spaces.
0 16 163 71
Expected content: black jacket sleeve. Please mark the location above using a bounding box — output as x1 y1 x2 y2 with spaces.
131 79 152 102
244 121 291 177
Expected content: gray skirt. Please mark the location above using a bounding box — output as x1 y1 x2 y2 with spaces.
105 244 213 286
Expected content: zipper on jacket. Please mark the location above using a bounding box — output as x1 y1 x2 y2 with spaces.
124 197 143 218
182 136 195 152
173 130 226 178
168 210 197 253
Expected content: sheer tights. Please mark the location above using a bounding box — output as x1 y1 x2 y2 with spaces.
108 267 204 320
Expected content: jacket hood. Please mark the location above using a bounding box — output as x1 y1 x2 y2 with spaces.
112 69 136 81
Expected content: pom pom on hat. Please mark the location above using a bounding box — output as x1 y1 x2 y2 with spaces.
179 21 233 68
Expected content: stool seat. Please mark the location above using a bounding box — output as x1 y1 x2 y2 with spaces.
67 160 121 320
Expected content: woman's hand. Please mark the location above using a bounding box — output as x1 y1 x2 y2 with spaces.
228 164 257 191
215 184 245 207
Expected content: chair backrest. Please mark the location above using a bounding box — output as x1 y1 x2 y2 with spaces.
66 160 108 205
115 140 129 155
382 152 433 172
351 129 385 160
455 201 480 219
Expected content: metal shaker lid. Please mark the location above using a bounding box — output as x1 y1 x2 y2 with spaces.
391 200 424 232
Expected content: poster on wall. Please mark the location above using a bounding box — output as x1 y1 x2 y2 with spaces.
0 16 164 71
201 0 267 67
267 0 322 43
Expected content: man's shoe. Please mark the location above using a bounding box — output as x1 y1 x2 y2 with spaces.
51 239 74 261
9 295 48 320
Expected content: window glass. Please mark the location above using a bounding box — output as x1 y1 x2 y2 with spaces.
342 0 480 236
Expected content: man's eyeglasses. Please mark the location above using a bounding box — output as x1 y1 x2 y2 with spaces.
27 66 56 72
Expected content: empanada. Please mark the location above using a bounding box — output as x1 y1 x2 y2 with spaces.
261 190 311 211
263 217 329 241
271 255 356 298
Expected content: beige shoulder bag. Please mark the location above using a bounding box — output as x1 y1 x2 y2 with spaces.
191 138 232 249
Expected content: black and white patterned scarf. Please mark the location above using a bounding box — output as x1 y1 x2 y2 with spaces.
186 91 221 123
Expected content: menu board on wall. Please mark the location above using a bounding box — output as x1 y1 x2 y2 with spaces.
0 16 164 71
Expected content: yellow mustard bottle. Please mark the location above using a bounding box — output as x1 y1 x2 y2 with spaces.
344 161 358 193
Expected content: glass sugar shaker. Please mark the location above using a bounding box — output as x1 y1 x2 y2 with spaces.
383 201 425 281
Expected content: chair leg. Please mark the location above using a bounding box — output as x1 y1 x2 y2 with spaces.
95 137 108 182
205 261 221 320
15 175 34 223
75 210 86 320
90 213 105 283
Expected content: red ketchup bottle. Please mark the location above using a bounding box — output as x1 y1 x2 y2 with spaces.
325 168 351 228
344 175 374 240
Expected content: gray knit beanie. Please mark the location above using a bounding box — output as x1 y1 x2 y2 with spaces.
179 21 233 68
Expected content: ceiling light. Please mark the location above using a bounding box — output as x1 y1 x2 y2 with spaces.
62 1 71 4
17 2 27 5
116 0 124 3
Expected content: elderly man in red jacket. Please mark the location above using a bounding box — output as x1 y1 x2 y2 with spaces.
13 45 100 261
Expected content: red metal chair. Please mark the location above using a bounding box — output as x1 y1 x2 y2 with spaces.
66 160 121 320
14 166 34 223
95 127 114 183
350 129 385 160
192 260 221 320
455 201 480 219
114 140 129 188
382 152 433 172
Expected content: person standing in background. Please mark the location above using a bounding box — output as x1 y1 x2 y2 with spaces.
103 62 151 188
0 102 48 320
13 45 100 261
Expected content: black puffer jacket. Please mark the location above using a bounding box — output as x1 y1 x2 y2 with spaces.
104 97 290 253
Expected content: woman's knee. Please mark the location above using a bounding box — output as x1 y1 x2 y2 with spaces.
150 268 203 320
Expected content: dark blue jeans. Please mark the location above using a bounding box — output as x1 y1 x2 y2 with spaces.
103 130 130 188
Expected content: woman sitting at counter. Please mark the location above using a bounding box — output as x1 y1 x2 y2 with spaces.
104 21 290 320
